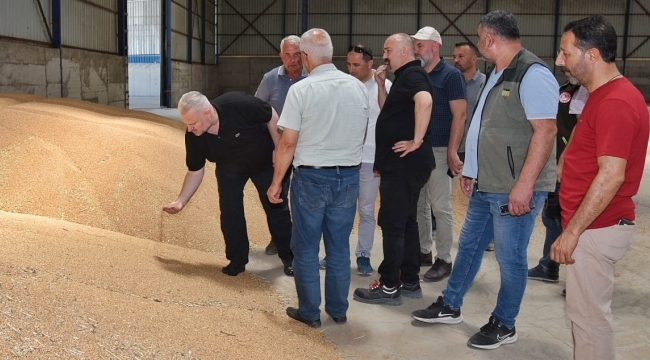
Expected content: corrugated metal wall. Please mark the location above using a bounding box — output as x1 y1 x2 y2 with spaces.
61 0 117 52
0 0 52 43
1 1 648 63
217 0 650 59
217 0 302 56
128 0 161 60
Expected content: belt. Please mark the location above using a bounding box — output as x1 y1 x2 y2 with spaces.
296 164 360 170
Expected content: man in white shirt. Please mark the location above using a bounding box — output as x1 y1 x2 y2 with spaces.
346 44 392 276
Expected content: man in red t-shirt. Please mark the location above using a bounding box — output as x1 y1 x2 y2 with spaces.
552 15 649 360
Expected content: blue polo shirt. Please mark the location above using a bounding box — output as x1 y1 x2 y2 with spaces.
254 65 307 115
428 58 467 147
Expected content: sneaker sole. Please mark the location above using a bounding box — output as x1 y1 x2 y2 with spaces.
357 270 373 276
527 276 559 283
401 289 422 299
422 273 451 282
468 333 518 350
353 294 402 306
412 314 463 324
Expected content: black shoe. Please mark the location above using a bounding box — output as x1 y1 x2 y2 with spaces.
419 252 433 266
326 311 347 324
221 263 245 276
353 279 402 306
527 266 559 283
562 289 566 297
467 316 517 350
411 296 463 324
282 259 294 277
286 307 321 328
400 281 423 299
265 240 278 255
423 258 452 282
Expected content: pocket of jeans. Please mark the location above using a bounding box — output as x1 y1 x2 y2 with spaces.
296 179 329 210
332 183 359 209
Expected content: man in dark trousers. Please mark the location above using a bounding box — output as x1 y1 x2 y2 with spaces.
163 91 293 277
353 33 435 306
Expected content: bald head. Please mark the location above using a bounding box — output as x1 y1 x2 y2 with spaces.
383 33 415 72
300 28 333 71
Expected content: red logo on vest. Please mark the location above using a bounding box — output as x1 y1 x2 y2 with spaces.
559 91 572 104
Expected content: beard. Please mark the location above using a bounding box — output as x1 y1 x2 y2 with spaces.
567 75 580 85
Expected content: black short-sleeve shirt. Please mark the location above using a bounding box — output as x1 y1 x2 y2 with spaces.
185 92 274 174
374 60 435 173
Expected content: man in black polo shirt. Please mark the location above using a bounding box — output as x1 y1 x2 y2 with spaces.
353 33 435 306
163 91 293 277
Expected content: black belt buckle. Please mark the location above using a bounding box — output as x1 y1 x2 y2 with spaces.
618 218 635 226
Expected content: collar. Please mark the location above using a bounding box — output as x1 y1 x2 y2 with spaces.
394 60 423 78
468 69 483 83
429 57 446 73
308 63 337 75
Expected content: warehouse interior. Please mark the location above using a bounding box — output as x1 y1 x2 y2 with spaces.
1 0 649 109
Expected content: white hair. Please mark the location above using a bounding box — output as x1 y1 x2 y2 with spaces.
300 28 333 62
280 35 300 49
178 91 211 115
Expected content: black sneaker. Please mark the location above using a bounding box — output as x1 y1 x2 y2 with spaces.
411 296 463 324
527 266 559 283
353 280 402 306
467 316 518 350
400 281 422 299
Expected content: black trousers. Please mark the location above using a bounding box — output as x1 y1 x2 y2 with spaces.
377 169 430 288
215 165 292 267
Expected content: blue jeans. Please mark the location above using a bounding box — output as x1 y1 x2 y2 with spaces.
442 186 547 328
535 206 562 277
534 183 561 277
290 166 359 321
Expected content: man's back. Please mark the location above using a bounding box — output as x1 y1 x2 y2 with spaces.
280 63 368 167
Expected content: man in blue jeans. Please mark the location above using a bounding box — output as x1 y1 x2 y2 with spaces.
411 10 558 350
267 28 368 328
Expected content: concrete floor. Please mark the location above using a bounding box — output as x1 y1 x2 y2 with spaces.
246 141 650 360
147 106 650 359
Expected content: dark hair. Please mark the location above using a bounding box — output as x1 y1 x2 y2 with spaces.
348 44 373 62
563 15 617 63
479 10 520 40
455 41 479 56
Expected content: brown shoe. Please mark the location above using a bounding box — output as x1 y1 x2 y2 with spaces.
423 258 452 282
419 252 433 266
265 240 278 255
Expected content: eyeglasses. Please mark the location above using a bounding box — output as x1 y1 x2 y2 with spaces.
348 45 372 58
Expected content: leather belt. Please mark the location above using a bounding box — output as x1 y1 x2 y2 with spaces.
296 165 360 170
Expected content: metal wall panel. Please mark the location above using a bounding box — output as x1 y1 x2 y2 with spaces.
351 0 415 59
217 0 289 56
128 0 161 58
171 0 188 61
420 1 484 57
0 0 52 43
628 0 650 57
206 0 217 64
61 0 117 52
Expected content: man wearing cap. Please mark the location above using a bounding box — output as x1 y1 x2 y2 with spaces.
411 26 468 282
